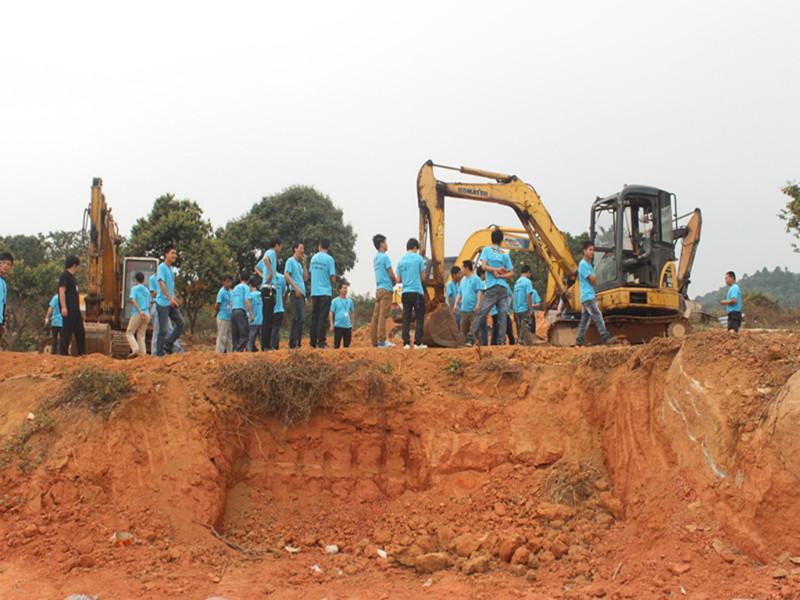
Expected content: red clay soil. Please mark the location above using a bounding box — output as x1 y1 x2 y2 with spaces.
0 330 799 599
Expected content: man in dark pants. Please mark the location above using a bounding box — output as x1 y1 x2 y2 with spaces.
255 238 281 351
58 255 85 356
283 242 308 348
720 270 743 333
155 244 186 356
230 271 253 352
0 252 14 345
396 238 427 350
309 240 337 348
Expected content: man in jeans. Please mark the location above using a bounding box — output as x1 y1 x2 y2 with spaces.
309 240 337 349
575 241 612 346
213 275 233 353
396 238 427 350
720 270 743 333
150 271 184 355
58 255 86 355
255 238 281 352
467 229 513 347
283 242 307 349
369 234 397 348
512 265 542 346
155 244 186 356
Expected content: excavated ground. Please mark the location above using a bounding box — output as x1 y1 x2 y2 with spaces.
1 330 800 599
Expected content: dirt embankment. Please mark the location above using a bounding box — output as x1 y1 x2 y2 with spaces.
0 330 799 599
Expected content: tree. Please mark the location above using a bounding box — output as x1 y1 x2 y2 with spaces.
779 181 800 252
223 186 357 276
126 195 235 333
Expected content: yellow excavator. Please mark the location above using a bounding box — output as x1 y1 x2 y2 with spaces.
83 178 158 356
417 160 702 346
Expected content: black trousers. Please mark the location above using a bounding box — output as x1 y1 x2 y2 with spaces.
310 295 332 348
231 309 250 352
727 311 742 333
289 294 305 348
491 313 515 345
271 312 284 349
59 312 85 356
259 291 276 351
401 292 425 346
51 326 62 354
334 327 352 348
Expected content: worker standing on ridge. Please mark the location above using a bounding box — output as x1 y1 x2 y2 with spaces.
0 252 13 345
213 275 233 353
446 266 462 328
255 238 281 352
44 292 62 354
369 234 397 348
575 241 612 346
284 242 307 349
720 271 743 333
247 276 263 352
309 239 337 349
271 261 287 349
155 245 186 356
467 229 513 347
126 272 151 357
396 237 427 350
455 260 480 338
330 282 355 349
58 255 85 356
230 271 251 352
512 265 542 346
150 261 183 355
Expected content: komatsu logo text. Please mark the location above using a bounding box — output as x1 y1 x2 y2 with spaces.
457 187 489 197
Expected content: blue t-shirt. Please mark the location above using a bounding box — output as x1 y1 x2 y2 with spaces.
397 252 425 295
274 273 286 313
310 252 336 297
285 256 305 297
330 296 355 329
148 274 158 302
458 274 481 313
49 294 63 328
155 262 176 307
231 282 249 311
578 259 596 303
257 248 278 287
216 287 232 321
374 252 394 292
513 277 542 314
726 283 743 313
446 279 460 309
478 246 513 291
130 283 151 317
249 290 263 325
0 276 5 325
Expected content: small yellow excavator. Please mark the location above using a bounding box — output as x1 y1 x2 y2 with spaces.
417 160 702 346
83 178 158 356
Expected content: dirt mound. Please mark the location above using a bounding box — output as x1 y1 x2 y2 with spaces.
1 330 799 598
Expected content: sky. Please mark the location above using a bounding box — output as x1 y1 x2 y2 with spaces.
1 0 798 296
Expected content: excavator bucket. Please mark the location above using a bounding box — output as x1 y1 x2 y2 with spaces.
423 305 465 348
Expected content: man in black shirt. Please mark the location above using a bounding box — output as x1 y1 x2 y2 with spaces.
58 255 85 356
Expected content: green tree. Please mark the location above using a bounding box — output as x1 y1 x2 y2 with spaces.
779 181 800 252
126 195 235 333
223 186 357 276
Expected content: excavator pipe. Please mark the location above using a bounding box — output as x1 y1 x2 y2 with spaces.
431 163 513 182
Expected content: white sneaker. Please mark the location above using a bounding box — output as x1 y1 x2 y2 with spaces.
413 344 428 350
403 344 411 350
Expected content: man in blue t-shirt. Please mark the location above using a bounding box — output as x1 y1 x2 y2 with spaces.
283 242 308 349
446 266 463 328
247 277 263 352
255 238 281 352
271 264 287 350
396 238 427 349
44 292 62 354
230 271 253 352
126 272 151 357
154 245 186 356
456 260 481 338
213 275 233 353
369 234 398 348
720 270 743 333
309 240 337 349
329 283 355 349
576 241 612 346
467 229 513 347
0 252 12 344
512 265 543 346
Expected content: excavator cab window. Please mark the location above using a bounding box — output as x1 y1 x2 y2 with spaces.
593 204 617 287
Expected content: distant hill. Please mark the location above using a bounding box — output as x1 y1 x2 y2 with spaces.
695 267 800 311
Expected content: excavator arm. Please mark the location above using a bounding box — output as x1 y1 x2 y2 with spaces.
417 160 580 310
676 209 702 298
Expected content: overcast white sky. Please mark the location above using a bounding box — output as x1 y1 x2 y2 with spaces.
1 0 798 296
